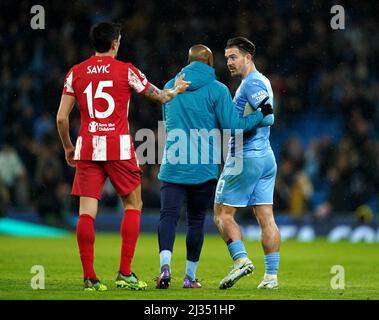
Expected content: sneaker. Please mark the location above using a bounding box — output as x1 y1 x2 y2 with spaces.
84 278 108 291
155 265 171 289
183 275 202 288
257 274 278 289
219 257 254 289
115 271 147 290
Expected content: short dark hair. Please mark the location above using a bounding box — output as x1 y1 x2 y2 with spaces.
225 36 255 59
89 22 121 53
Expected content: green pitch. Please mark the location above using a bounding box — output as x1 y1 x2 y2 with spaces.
0 233 378 300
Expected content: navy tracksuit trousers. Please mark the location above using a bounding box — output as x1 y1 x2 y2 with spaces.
158 179 217 262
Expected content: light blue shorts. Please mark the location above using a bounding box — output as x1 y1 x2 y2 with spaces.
214 150 277 207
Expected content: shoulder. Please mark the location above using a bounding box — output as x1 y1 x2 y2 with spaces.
210 80 229 93
111 60 137 72
241 77 270 99
69 63 80 72
251 71 273 91
67 57 93 76
245 76 267 90
205 80 229 100
123 62 149 80
65 62 80 76
119 60 133 68
121 61 146 72
112 60 133 73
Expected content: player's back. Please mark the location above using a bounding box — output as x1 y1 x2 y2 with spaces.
63 55 150 161
159 61 227 184
231 69 274 158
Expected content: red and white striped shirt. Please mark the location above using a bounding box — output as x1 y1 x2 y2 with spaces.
62 55 151 161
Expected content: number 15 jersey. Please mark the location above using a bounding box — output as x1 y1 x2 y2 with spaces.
62 55 151 161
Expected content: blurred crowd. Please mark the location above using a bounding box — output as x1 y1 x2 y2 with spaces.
0 0 378 223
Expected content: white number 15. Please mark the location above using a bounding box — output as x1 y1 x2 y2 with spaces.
84 80 115 119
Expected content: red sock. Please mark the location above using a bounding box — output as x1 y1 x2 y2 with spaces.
119 209 141 275
76 214 97 279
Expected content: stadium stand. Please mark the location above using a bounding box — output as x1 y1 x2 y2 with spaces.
0 0 378 226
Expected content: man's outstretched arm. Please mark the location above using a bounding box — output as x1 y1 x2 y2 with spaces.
56 94 76 167
143 74 190 104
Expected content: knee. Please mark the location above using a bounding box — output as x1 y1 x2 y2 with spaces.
188 212 205 225
124 199 143 211
214 206 234 227
188 219 205 231
79 197 98 218
257 214 277 231
213 204 222 226
160 206 181 224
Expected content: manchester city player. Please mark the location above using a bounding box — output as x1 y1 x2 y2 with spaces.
214 37 280 290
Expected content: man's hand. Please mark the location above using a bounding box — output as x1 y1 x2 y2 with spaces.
256 96 273 117
65 145 76 168
174 73 191 93
143 73 191 104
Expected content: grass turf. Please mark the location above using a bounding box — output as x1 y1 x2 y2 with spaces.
0 233 378 300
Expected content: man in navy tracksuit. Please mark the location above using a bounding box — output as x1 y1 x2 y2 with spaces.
155 44 273 289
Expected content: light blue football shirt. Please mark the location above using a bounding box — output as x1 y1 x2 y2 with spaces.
229 68 274 158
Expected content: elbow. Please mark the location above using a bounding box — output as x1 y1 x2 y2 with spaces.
56 114 67 126
263 114 275 126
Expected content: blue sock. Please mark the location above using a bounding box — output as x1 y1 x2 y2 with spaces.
227 240 248 261
159 250 172 270
265 252 280 275
186 260 198 280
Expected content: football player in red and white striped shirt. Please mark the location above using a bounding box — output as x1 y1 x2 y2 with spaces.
56 22 190 291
